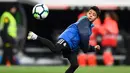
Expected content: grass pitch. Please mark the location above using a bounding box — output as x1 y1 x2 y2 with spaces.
0 66 130 73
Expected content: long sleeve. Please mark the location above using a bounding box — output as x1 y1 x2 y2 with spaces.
77 16 91 50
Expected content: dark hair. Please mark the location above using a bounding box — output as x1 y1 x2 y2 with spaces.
89 6 101 17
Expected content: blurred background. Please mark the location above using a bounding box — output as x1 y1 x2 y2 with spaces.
0 0 130 73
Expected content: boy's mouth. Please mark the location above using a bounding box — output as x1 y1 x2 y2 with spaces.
88 18 92 21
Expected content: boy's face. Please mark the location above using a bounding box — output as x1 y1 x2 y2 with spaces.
86 9 97 22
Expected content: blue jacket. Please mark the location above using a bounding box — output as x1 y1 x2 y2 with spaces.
58 16 94 51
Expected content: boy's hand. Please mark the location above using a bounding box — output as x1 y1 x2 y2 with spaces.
94 45 100 50
27 31 38 40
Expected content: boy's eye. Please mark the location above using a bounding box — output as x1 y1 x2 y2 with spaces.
93 14 96 16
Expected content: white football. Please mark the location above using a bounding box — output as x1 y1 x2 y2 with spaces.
32 4 49 20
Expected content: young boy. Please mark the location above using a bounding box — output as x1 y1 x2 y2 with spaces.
27 6 101 73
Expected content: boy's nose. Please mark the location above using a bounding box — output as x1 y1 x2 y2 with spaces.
90 15 92 18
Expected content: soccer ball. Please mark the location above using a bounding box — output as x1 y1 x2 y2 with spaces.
32 4 49 20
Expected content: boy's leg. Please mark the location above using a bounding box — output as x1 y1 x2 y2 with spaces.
37 36 67 54
54 39 66 53
65 52 79 73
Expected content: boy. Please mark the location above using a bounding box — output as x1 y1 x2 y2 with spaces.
27 6 101 73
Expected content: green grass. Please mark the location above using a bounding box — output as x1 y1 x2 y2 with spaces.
0 66 130 73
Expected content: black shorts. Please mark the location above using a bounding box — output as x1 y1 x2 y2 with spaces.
56 39 79 58
56 39 72 58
